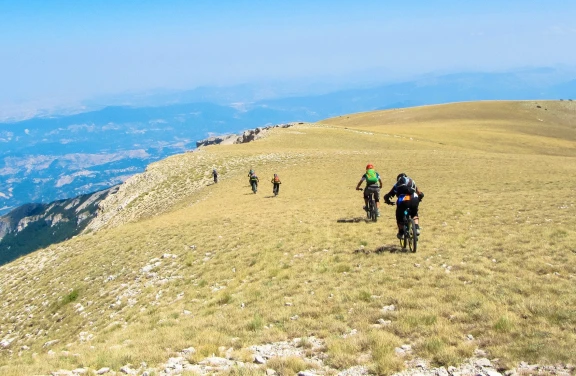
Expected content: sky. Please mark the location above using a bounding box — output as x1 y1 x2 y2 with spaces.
1 0 575 110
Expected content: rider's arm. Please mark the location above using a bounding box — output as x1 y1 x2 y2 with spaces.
416 186 424 200
378 177 383 189
356 175 366 190
383 187 396 203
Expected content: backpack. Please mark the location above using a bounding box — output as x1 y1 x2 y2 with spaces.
273 175 280 183
395 176 416 195
365 169 379 184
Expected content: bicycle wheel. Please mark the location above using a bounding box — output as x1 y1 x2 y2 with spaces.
407 218 418 253
399 222 407 249
370 200 377 222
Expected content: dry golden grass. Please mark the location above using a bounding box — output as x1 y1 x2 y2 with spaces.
0 101 575 375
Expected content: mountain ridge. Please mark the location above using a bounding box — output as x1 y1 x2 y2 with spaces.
0 186 118 266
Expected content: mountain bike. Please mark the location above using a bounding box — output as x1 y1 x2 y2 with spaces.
385 202 418 252
251 180 258 194
399 208 417 252
273 184 279 196
359 188 377 222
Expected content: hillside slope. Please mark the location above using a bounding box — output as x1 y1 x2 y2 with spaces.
0 101 575 375
0 186 117 266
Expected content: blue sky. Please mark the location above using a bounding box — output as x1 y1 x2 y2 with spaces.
1 0 575 108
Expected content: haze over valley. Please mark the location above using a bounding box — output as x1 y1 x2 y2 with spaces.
2 68 575 214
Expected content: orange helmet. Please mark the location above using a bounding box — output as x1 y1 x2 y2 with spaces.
366 164 374 170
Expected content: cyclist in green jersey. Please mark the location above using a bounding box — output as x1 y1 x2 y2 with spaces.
355 163 383 216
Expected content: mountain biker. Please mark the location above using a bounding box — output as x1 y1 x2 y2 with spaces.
271 173 281 195
249 171 259 193
212 169 218 183
383 173 424 239
355 164 383 217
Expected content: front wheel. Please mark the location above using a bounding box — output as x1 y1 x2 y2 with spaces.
399 228 407 249
407 218 418 253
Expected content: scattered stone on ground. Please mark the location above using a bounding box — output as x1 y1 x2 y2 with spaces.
45 342 576 376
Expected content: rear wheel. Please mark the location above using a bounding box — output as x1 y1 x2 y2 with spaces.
370 201 377 222
407 218 418 252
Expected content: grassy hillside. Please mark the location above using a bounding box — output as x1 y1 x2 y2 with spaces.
0 101 575 375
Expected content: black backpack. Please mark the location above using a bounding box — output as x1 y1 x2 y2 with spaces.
395 176 416 195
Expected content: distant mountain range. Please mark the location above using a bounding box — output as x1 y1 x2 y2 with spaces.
0 68 574 215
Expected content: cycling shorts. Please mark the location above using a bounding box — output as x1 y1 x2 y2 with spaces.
396 199 419 222
363 185 380 202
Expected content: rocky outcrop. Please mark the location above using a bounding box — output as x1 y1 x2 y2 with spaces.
196 123 295 147
0 186 118 266
195 134 238 148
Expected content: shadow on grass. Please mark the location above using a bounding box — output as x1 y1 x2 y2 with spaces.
244 192 258 195
337 217 371 223
354 244 408 254
264 195 278 199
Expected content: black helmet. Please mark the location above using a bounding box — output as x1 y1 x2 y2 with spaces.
397 173 407 181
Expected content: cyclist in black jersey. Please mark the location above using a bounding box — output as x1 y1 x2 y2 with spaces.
384 173 424 239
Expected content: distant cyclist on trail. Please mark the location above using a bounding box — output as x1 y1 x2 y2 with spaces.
212 169 218 183
271 173 281 196
355 163 383 217
249 170 259 193
384 173 424 239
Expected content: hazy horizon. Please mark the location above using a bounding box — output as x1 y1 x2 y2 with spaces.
2 0 575 116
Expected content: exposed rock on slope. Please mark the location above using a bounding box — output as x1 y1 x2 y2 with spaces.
0 186 118 265
196 123 295 147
